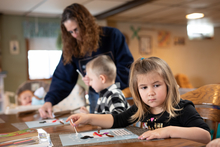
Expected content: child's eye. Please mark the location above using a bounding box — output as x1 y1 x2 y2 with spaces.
154 84 160 87
69 31 73 34
141 86 147 89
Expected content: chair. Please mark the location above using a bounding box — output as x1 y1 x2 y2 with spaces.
181 84 220 139
4 80 87 115
122 87 134 106
15 80 50 106
175 73 194 88
53 84 87 113
122 87 143 127
4 80 50 114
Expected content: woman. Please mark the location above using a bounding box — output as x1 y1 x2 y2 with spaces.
38 3 133 118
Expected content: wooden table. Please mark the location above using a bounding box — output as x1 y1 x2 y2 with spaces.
0 112 206 147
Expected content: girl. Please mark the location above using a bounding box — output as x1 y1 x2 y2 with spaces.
66 57 211 144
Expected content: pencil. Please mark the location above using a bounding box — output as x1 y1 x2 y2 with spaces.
71 119 78 135
0 138 35 146
14 138 34 144
76 69 84 78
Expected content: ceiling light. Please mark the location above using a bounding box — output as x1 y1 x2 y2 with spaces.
186 13 204 19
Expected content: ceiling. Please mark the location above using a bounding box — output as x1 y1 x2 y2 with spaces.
0 0 220 27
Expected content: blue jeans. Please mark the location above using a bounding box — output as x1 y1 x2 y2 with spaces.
88 89 99 113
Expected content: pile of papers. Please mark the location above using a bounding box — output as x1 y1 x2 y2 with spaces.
0 128 53 147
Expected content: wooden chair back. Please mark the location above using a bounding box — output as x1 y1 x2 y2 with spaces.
122 87 134 106
181 84 220 139
175 73 194 88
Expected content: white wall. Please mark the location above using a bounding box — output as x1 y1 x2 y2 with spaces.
108 21 220 88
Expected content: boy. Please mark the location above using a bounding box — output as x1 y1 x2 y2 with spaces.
80 55 130 114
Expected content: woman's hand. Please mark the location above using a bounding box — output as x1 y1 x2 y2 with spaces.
138 127 170 140
82 75 90 86
38 102 53 118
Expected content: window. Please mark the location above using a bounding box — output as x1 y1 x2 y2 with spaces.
187 20 214 40
28 50 62 79
26 38 62 80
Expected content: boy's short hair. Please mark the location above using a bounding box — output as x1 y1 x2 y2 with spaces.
86 55 116 82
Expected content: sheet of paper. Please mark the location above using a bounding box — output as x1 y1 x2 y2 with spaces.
25 117 69 128
59 128 139 146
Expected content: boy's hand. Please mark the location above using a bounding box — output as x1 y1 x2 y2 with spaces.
82 75 90 86
80 106 89 114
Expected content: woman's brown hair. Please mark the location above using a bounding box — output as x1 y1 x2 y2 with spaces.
61 3 101 65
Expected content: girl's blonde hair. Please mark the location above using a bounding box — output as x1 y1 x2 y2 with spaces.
130 57 181 122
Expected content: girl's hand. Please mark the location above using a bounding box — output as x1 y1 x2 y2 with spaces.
66 114 90 127
82 75 90 86
206 138 220 147
138 127 170 140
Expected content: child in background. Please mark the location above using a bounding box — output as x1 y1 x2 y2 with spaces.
18 87 46 106
80 55 130 114
67 57 211 144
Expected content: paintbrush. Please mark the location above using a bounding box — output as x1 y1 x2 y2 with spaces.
70 119 78 135
76 69 84 78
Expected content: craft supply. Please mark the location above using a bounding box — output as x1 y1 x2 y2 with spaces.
59 128 139 146
39 121 46 123
80 136 94 139
0 138 36 146
59 120 64 124
76 69 84 78
0 128 38 142
39 133 47 139
93 132 102 137
13 138 34 144
112 129 131 136
52 113 55 118
52 120 57 123
73 126 78 135
106 134 114 137
70 119 78 135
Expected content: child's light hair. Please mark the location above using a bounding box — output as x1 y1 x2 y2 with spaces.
130 57 181 122
86 55 116 82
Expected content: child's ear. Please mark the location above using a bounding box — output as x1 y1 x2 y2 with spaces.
99 75 106 83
